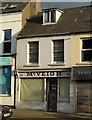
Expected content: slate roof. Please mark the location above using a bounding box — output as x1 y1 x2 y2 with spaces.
0 2 28 14
17 5 92 39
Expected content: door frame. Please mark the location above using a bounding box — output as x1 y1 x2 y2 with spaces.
46 78 57 112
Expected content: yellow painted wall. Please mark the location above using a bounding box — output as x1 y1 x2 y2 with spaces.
70 33 92 66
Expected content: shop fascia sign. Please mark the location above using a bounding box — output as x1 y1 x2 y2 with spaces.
72 66 92 79
18 70 71 78
0 57 12 66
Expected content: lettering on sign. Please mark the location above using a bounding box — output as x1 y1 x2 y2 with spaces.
18 71 71 78
73 67 92 79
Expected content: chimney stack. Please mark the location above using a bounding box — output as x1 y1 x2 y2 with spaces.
22 0 41 28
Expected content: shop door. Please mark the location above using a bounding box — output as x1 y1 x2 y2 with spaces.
77 81 92 115
46 78 57 112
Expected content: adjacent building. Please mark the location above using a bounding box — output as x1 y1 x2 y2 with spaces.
0 1 41 107
16 5 92 116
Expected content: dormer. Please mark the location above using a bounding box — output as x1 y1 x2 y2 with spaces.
42 8 63 25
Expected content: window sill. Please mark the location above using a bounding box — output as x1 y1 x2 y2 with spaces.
1 53 16 56
0 94 11 97
76 62 92 65
24 64 40 67
43 22 56 25
48 63 65 66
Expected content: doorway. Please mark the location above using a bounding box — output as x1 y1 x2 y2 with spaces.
46 78 57 111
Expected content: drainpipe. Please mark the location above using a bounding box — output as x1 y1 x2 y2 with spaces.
14 55 16 109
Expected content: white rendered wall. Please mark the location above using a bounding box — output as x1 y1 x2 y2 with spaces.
17 35 71 69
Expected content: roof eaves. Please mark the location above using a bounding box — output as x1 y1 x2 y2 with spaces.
16 32 71 40
16 30 92 40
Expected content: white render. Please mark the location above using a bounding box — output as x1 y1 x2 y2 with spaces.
17 35 71 69
16 35 73 113
0 12 22 55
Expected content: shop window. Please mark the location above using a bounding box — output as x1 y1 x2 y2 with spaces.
0 67 11 95
53 40 64 63
82 39 92 62
20 79 44 101
29 41 39 64
59 78 70 102
3 29 12 53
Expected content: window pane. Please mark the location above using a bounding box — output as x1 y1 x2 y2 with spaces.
82 50 92 61
59 78 70 102
83 39 92 49
53 40 64 62
29 42 39 63
51 11 55 22
45 12 49 23
20 79 44 101
4 29 11 41
3 42 11 53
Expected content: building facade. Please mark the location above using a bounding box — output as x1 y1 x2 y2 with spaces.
0 2 30 107
16 6 92 116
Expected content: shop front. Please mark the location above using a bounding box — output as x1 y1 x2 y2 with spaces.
17 68 74 113
0 57 15 106
72 66 92 115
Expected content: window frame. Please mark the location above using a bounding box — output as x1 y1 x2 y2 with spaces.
81 38 92 62
43 10 56 24
28 41 39 64
3 29 12 54
52 39 64 64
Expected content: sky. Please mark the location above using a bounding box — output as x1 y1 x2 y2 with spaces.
41 2 91 9
0 0 91 9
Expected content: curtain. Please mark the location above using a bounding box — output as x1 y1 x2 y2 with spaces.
59 78 70 102
20 79 44 101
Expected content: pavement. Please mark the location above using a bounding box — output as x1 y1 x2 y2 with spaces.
8 108 92 120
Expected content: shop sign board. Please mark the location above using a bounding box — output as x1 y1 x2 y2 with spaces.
18 70 71 78
72 66 92 79
0 57 11 66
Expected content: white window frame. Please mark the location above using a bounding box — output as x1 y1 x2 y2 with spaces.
81 38 92 62
52 39 64 64
28 41 39 65
43 10 56 24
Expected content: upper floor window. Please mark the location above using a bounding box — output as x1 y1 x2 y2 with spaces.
53 40 64 63
81 39 92 62
4 29 11 41
3 29 12 53
29 41 39 64
43 10 56 24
